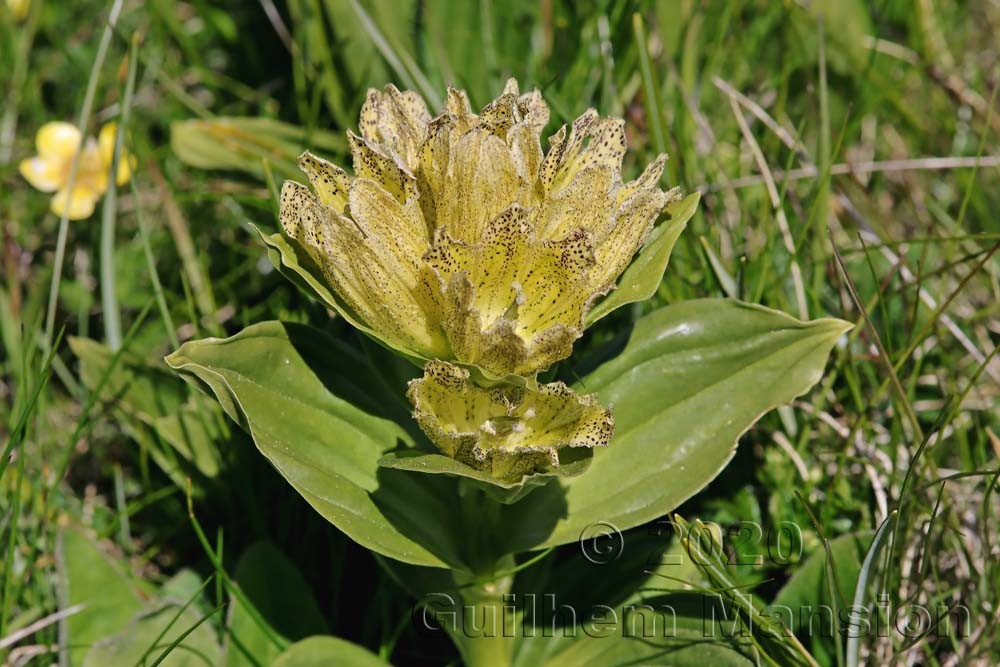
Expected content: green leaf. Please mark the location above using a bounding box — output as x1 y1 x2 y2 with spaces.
585 192 700 325
82 603 223 667
502 299 851 555
226 542 328 667
378 447 592 505
59 528 144 666
70 337 225 482
536 592 755 666
166 321 465 569
167 301 846 573
171 117 345 182
272 636 390 667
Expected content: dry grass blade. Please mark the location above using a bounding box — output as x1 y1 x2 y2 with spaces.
0 604 85 651
706 155 1000 191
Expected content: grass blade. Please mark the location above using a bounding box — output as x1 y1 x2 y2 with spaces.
846 510 898 667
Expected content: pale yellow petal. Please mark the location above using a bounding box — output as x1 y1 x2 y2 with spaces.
19 156 63 192
518 229 594 334
506 123 543 207
517 323 579 376
98 122 118 164
116 154 135 186
592 187 670 289
407 360 614 483
444 87 476 131
51 185 99 220
347 132 416 204
74 140 110 195
534 164 616 239
279 179 447 359
359 84 431 170
439 270 485 366
615 153 668 208
474 205 533 324
415 115 454 228
478 90 520 138
297 151 351 213
539 111 626 193
517 88 550 133
347 177 432 290
439 128 520 243
37 122 82 160
427 205 531 325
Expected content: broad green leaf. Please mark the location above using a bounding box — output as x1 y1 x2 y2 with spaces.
226 542 328 667
378 446 592 505
166 321 465 568
585 192 699 325
82 603 223 667
510 526 709 666
538 593 755 667
502 299 851 554
70 337 225 482
272 636 389 667
167 301 846 573
381 546 749 667
59 528 144 666
171 117 345 181
161 569 209 604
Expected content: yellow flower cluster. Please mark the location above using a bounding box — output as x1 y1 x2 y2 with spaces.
277 80 683 482
280 80 680 379
19 122 133 220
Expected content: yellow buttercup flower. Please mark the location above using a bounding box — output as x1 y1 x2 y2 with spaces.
407 360 614 483
279 79 682 378
19 122 134 220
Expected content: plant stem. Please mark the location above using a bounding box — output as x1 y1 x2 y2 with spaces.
460 582 514 667
453 481 516 667
43 0 125 353
99 34 141 351
99 161 123 351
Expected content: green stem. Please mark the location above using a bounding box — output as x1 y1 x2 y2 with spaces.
459 582 514 667
452 481 516 667
43 0 125 352
99 34 141 350
99 158 122 350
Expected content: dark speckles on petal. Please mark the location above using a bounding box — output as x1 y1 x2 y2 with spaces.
280 79 684 377
407 359 614 483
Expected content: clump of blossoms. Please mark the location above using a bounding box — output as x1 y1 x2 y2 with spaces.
276 80 682 484
20 121 134 220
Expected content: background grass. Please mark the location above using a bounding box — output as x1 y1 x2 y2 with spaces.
1 0 999 665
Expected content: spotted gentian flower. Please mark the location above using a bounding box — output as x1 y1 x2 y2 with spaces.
277 79 682 379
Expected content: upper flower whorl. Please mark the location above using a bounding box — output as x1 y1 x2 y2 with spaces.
279 79 681 377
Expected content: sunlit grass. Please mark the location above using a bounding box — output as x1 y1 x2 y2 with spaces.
1 1 998 664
